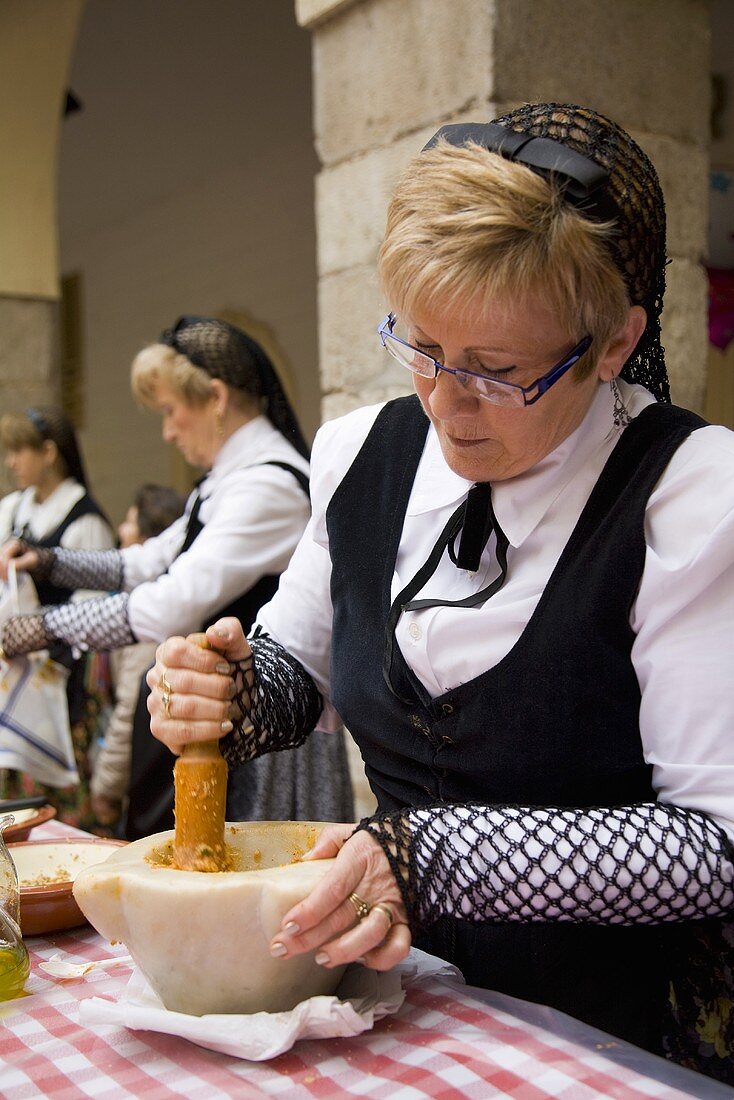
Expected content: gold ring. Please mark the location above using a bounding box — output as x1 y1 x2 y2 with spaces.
370 903 394 928
347 892 371 922
159 671 173 718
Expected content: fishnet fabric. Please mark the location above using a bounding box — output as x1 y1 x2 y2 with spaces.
358 802 734 930
219 633 322 766
492 104 669 403
41 592 135 651
0 593 139 657
26 545 124 593
160 317 309 458
1 610 52 657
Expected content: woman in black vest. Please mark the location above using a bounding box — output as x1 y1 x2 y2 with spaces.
0 406 114 824
0 319 354 835
146 108 734 1081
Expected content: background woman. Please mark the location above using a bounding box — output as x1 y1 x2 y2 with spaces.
146 108 734 1080
0 317 353 835
0 406 115 825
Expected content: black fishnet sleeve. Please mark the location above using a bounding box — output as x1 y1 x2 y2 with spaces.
0 593 135 658
357 802 734 930
219 633 323 767
25 544 124 592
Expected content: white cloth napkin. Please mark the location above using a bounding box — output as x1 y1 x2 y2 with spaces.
79 948 460 1060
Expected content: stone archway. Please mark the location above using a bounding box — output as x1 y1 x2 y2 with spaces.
0 0 84 488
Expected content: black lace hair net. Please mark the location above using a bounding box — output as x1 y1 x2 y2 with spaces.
160 316 310 458
425 103 670 403
25 406 89 488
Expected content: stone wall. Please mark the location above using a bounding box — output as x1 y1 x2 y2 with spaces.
0 298 60 416
0 0 82 493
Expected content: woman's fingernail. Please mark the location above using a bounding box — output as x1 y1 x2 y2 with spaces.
216 662 231 674
315 952 330 966
270 942 287 958
221 720 233 733
283 921 300 935
355 957 366 965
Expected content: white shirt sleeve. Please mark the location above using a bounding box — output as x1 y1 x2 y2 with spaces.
126 466 310 642
632 425 734 839
256 405 384 729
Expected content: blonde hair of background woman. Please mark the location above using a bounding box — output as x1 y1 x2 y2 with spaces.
130 344 260 415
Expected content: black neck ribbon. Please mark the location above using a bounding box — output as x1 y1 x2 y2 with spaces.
383 483 509 700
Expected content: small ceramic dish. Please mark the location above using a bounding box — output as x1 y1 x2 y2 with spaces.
9 838 127 936
0 804 57 843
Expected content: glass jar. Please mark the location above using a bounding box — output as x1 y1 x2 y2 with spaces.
0 815 30 1000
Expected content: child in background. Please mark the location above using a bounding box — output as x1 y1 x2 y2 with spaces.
90 484 186 834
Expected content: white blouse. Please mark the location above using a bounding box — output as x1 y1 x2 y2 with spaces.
258 381 734 839
0 479 114 600
123 416 310 642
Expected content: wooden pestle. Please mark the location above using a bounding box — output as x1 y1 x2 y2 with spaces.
171 632 229 872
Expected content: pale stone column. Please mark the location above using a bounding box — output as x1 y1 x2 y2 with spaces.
296 0 711 416
0 0 84 466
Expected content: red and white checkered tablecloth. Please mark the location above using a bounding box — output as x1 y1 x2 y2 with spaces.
0 820 723 1099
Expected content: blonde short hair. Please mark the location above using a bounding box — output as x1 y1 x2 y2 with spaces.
130 343 263 416
378 141 631 375
130 344 215 407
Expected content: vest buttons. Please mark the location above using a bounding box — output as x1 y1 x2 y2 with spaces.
410 713 432 737
441 703 454 715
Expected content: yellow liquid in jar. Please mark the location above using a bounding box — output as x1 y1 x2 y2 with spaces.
0 942 30 1001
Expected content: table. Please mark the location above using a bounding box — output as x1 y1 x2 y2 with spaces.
1 820 728 1099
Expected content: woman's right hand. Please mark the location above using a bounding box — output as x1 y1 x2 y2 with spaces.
0 539 39 582
147 617 250 754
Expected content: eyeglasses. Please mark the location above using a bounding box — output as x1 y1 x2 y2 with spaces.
377 313 593 407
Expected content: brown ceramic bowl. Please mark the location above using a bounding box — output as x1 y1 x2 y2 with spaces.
1 804 57 843
9 837 127 936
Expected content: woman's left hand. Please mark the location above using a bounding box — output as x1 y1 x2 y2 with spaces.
270 824 411 971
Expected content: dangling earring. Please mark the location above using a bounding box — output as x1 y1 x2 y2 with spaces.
216 411 226 439
611 378 631 429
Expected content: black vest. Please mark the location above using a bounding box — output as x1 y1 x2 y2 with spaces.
326 394 707 1053
14 492 109 693
15 492 108 606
